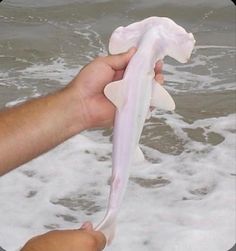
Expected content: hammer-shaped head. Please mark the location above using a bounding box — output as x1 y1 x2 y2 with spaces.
109 16 195 63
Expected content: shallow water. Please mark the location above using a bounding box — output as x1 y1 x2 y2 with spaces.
0 0 235 250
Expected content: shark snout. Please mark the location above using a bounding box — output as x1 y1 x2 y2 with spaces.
109 17 195 64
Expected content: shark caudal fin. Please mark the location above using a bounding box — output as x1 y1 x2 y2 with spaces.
95 214 117 245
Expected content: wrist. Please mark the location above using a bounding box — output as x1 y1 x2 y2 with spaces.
59 85 88 135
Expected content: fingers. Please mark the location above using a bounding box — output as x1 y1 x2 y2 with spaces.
79 222 106 250
21 228 106 251
89 230 106 250
103 49 164 85
155 73 164 84
102 47 137 70
154 60 164 84
113 69 125 81
155 60 163 75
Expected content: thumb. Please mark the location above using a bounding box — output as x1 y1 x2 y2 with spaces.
89 230 107 250
104 47 137 70
79 222 106 250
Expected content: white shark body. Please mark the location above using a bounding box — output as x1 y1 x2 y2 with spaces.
95 17 195 244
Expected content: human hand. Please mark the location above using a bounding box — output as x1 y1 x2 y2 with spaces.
0 47 164 173
21 222 106 251
68 48 164 130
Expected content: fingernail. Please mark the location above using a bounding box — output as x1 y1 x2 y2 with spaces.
128 47 137 54
156 60 163 67
80 221 93 230
155 74 164 84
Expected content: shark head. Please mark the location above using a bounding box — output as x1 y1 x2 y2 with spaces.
109 16 195 63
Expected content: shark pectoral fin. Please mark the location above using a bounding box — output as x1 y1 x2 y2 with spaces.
151 81 176 111
104 80 125 110
134 146 145 163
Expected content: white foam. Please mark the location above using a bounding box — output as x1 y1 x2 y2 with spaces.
15 45 236 96
0 113 235 251
164 45 236 93
16 58 78 84
0 43 234 107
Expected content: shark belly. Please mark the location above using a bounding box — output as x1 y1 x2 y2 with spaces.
96 54 153 242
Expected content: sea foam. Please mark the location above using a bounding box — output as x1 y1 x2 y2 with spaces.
0 113 235 251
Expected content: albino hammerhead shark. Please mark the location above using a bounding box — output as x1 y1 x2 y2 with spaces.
95 16 195 244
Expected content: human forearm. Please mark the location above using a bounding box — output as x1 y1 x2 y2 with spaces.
0 86 85 175
0 49 162 176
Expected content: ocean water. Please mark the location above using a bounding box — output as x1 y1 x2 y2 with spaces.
0 0 235 250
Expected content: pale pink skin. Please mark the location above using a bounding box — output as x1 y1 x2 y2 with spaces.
95 17 195 244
